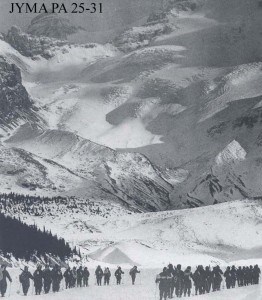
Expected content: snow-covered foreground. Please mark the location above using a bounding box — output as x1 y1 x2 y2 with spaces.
6 268 262 300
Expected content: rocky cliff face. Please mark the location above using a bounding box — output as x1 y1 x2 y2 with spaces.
0 56 40 132
2 26 67 58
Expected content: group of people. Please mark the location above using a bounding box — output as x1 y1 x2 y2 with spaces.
156 264 261 300
0 264 141 297
224 265 261 289
19 264 63 296
95 265 140 286
0 263 260 298
63 266 90 289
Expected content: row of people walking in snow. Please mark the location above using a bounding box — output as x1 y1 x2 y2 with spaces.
0 264 141 297
156 264 261 299
94 265 140 286
0 263 260 298
19 264 63 295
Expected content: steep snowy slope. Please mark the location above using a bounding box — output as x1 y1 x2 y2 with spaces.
1 0 262 210
0 33 174 211
6 128 172 211
0 143 92 196
175 140 262 208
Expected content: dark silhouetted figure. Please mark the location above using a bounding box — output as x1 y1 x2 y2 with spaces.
193 266 205 295
243 267 248 286
253 265 261 285
95 266 104 286
51 265 63 292
249 266 254 285
19 266 33 296
183 266 193 297
230 266 237 288
63 267 72 289
237 267 243 287
0 265 12 297
224 267 231 289
71 267 77 287
77 266 83 287
104 267 111 285
166 264 176 298
212 266 223 291
156 267 171 300
115 267 124 285
43 265 52 294
83 267 90 287
175 264 184 297
205 266 212 293
33 265 43 295
129 266 140 285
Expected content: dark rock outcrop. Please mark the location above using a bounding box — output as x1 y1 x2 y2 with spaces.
0 56 39 130
27 13 85 40
3 26 67 58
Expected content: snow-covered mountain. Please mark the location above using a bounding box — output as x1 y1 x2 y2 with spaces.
0 0 262 211
4 128 172 211
1 3 262 285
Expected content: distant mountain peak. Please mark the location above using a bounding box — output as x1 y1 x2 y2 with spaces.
27 12 86 40
215 140 247 166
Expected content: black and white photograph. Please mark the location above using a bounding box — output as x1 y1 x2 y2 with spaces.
0 0 261 299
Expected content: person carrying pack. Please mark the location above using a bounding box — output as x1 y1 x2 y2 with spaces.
51 265 63 292
230 266 237 288
42 265 52 294
104 267 111 285
129 266 140 285
253 265 261 285
155 267 171 300
224 267 232 289
71 267 77 287
237 267 244 287
212 266 223 291
83 267 90 287
174 264 184 297
77 266 83 287
95 266 104 286
19 266 33 296
115 266 124 285
166 264 176 298
205 266 212 293
33 265 43 295
64 267 72 289
183 266 193 297
0 265 12 297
